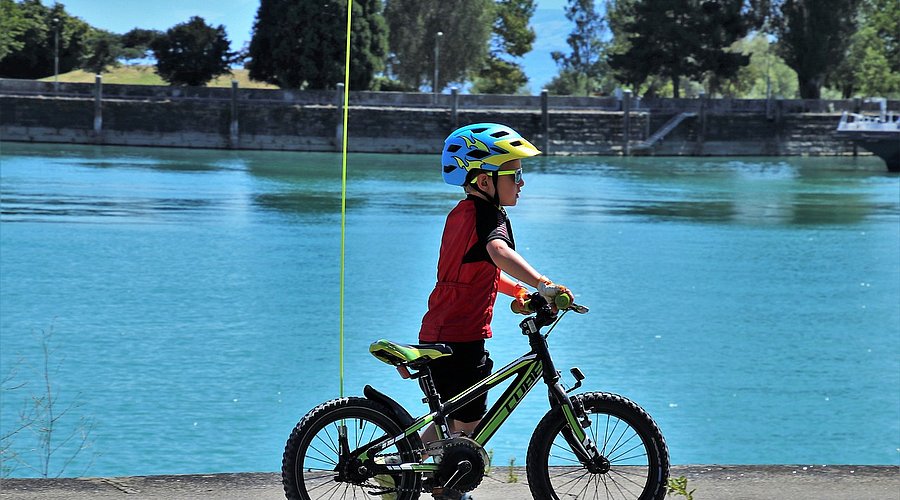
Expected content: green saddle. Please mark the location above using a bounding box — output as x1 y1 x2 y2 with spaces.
369 339 453 367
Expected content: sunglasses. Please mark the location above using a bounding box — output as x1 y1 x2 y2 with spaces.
497 169 523 183
471 169 523 184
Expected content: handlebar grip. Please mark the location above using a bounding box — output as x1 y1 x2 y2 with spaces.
511 292 574 314
554 292 572 309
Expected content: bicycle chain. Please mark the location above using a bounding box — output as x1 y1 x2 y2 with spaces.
368 444 444 495
373 440 448 461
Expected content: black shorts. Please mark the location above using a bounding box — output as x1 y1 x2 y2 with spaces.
426 340 493 423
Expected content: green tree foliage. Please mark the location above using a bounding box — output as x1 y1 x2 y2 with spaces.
150 16 237 86
386 0 493 90
546 0 610 95
0 0 92 79
246 0 387 90
772 0 860 98
0 0 30 61
608 0 751 98
80 29 122 74
120 28 162 64
827 0 900 97
717 33 798 97
472 0 537 94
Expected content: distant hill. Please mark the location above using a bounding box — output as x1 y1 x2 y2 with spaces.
39 65 278 89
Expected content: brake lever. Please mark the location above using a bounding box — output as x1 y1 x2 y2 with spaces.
569 303 589 314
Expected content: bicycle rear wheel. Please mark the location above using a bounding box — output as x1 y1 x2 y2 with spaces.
526 392 669 500
282 397 422 500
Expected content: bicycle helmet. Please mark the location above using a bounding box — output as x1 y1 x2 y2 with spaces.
441 123 541 186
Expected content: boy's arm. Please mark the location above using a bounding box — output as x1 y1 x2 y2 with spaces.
487 239 543 288
489 239 573 304
498 273 526 297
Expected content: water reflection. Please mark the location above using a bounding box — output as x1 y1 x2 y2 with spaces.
611 200 738 222
1 143 897 226
0 193 215 222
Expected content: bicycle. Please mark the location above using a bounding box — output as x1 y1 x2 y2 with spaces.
282 293 670 499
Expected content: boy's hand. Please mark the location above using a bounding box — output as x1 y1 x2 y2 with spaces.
510 285 530 314
537 277 570 302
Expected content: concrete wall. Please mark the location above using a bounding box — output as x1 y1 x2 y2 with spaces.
2 78 894 157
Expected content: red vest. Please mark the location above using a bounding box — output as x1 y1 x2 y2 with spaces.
419 197 513 343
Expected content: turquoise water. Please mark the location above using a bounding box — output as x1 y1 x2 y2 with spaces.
1 142 898 478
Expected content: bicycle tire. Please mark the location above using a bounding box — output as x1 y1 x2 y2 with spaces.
526 392 669 500
282 396 423 500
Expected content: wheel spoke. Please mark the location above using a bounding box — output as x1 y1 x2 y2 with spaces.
533 394 667 500
284 399 422 499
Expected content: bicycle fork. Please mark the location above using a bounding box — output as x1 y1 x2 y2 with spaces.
553 384 609 473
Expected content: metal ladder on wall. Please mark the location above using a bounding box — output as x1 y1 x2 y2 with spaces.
633 112 698 152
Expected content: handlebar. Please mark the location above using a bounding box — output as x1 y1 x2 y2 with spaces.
513 292 589 316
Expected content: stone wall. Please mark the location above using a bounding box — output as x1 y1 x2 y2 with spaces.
2 78 894 157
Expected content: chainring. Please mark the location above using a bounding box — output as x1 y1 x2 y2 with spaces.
434 437 488 493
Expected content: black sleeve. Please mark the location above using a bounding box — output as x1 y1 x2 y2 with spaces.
464 202 514 264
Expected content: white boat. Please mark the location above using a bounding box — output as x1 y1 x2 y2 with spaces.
836 98 900 172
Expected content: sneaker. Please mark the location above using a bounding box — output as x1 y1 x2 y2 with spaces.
432 487 474 500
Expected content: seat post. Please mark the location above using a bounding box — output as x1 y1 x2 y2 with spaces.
417 366 444 414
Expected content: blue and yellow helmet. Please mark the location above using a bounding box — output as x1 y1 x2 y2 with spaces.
441 123 541 186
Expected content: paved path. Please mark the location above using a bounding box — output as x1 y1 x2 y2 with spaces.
1 465 898 499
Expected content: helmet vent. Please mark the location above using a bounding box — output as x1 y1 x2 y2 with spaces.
447 144 461 152
509 140 523 147
443 165 457 173
467 150 491 159
471 127 488 133
490 146 507 154
490 130 509 138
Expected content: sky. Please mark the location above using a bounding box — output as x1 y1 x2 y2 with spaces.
56 0 573 92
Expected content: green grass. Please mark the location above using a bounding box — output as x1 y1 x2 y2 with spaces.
39 65 278 89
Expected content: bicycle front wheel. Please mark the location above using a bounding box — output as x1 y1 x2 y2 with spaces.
282 397 423 500
526 392 669 500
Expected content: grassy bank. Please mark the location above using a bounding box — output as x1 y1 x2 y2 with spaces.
38 65 278 89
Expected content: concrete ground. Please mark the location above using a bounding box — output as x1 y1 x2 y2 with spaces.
1 465 898 499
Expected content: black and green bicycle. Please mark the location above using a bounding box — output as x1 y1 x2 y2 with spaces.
282 293 670 499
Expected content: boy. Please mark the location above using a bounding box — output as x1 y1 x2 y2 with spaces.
420 122 573 444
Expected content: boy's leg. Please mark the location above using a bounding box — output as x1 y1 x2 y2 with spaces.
421 418 480 445
450 419 479 437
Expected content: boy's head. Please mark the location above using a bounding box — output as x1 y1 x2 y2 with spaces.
440 123 540 187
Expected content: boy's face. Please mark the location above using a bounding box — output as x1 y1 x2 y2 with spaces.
496 159 524 206
470 159 525 206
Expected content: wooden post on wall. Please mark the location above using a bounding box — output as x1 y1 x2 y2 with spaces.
852 97 861 157
451 87 459 129
698 91 707 154
335 83 344 152
541 89 549 155
229 80 239 149
93 74 102 140
622 89 632 156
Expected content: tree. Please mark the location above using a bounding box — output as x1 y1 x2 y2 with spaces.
0 0 92 79
827 0 900 97
717 33 798 97
120 28 161 64
547 0 610 95
386 0 493 90
0 0 30 61
80 29 122 74
247 0 387 90
772 0 860 98
150 16 237 86
472 0 537 94
608 0 751 98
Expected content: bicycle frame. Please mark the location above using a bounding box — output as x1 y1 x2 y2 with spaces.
354 312 600 475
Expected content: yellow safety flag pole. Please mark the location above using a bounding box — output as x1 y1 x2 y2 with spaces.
339 0 353 397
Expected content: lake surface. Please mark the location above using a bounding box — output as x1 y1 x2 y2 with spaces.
1 142 898 478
